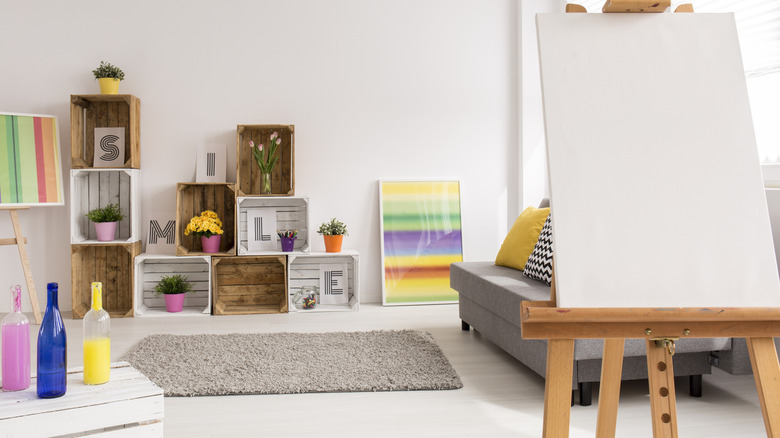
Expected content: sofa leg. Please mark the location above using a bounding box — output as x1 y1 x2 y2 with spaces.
689 374 702 398
579 382 593 406
461 320 470 331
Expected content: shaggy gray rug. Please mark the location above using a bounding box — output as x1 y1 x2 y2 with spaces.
120 330 462 397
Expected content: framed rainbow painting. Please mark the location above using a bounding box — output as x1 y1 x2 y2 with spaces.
380 180 463 305
0 113 64 206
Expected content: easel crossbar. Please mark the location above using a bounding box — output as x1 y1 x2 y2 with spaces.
521 302 780 339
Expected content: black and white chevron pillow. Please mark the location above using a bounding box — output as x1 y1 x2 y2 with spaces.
523 214 553 285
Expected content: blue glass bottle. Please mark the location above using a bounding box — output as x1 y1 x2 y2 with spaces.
37 282 67 398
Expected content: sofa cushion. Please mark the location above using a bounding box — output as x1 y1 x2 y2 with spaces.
495 206 550 271
451 261 550 327
524 214 553 285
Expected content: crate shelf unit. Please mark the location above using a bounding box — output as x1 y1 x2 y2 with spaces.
71 241 141 319
70 169 140 244
236 125 294 197
71 94 140 168
176 183 237 256
134 254 212 317
237 196 310 255
212 256 288 315
288 250 360 312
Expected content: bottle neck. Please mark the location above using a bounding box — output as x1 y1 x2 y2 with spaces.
10 285 21 313
91 282 103 311
46 283 59 310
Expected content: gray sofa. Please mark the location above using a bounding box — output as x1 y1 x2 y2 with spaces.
451 262 732 405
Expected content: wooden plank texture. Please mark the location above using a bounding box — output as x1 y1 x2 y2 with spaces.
71 241 141 318
175 183 236 256
0 362 162 438
212 256 288 315
237 196 310 254
71 169 139 244
236 125 294 196
70 95 140 169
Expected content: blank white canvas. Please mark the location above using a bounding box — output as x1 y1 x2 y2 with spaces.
537 13 780 308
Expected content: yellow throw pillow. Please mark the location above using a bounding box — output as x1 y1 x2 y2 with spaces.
495 206 550 271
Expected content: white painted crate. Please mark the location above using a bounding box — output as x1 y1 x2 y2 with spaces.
134 254 211 316
287 250 359 312
237 196 311 255
0 362 163 437
71 169 141 244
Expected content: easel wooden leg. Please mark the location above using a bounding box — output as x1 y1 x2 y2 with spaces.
746 337 780 436
597 338 625 437
543 339 574 437
3 209 42 324
646 339 678 438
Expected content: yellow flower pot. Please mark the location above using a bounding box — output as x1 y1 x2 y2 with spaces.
98 78 120 95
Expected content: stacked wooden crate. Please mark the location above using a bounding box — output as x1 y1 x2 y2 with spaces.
70 95 141 318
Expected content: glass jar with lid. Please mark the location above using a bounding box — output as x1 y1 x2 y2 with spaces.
293 286 319 310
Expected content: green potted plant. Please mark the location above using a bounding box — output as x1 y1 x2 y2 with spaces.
153 274 194 313
317 218 348 253
85 204 125 242
92 61 125 95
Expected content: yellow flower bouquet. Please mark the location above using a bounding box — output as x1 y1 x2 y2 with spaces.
184 210 224 238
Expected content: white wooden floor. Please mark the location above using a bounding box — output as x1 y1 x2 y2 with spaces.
19 304 770 437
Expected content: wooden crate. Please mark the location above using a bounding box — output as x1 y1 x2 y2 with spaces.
70 169 140 244
71 94 140 168
237 196 310 255
71 241 141 319
175 183 236 256
0 362 163 437
212 256 288 315
236 125 294 196
287 250 360 312
134 254 211 317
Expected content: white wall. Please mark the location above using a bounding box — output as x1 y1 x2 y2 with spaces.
520 0 561 208
0 0 517 312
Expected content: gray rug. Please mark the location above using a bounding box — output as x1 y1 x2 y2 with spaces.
120 330 462 397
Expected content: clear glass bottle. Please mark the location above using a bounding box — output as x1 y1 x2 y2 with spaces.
83 282 110 385
37 282 67 398
1 284 30 391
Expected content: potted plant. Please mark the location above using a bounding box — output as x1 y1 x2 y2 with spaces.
249 132 280 194
86 204 125 242
317 218 348 253
184 210 224 253
153 274 193 313
92 61 125 95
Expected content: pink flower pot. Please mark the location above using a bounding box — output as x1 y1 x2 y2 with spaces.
94 222 118 242
201 235 221 253
164 293 185 313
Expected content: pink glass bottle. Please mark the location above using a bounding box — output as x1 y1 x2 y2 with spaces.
2 284 31 391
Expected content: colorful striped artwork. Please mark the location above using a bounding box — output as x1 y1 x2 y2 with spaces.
380 181 463 305
0 114 63 206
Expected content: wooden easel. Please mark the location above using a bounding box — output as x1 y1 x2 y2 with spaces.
0 207 42 324
523 2 780 437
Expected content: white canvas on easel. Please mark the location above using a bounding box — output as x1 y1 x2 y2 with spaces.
537 13 780 308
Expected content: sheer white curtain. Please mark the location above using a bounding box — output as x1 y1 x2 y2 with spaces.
574 1 780 162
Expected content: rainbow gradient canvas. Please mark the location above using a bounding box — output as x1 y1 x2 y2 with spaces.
380 181 463 304
0 114 63 206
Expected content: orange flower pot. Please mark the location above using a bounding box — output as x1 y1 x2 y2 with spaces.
323 235 343 253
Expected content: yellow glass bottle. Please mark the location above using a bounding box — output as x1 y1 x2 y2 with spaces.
83 282 110 385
